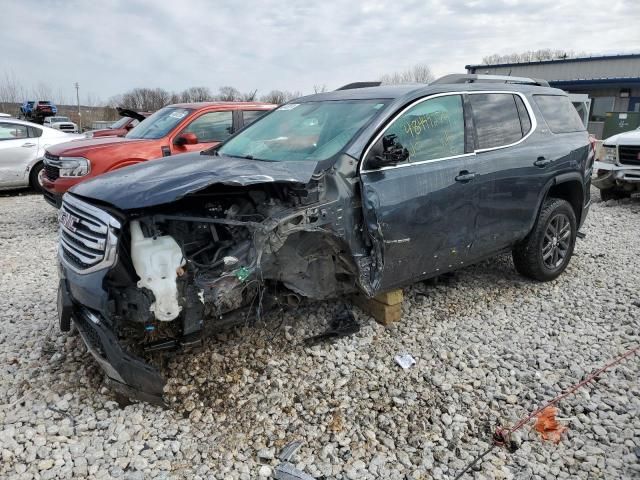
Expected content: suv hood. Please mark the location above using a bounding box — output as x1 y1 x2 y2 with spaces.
116 107 147 122
604 128 640 147
46 136 149 156
70 152 318 210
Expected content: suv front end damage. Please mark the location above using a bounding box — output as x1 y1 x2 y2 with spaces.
57 157 375 403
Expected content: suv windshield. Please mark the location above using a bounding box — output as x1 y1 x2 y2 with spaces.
126 107 192 140
50 117 69 122
218 100 387 161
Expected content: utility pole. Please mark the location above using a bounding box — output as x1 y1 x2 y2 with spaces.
74 82 82 131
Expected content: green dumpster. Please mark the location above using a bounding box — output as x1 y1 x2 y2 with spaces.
602 111 640 139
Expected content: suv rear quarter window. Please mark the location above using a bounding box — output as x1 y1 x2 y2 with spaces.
469 93 524 149
534 95 585 134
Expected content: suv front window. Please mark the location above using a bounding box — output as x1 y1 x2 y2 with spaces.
126 107 192 140
218 100 387 162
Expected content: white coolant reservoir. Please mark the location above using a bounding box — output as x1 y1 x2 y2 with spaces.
130 220 185 322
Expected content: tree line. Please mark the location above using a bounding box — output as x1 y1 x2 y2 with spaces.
481 49 590 65
0 62 436 114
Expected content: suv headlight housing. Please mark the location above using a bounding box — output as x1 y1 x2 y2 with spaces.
601 145 617 164
59 157 90 177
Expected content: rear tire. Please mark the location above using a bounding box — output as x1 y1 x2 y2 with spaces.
513 197 577 282
29 162 44 193
600 187 630 201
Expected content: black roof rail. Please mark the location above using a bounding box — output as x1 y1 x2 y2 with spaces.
335 81 382 91
431 74 550 87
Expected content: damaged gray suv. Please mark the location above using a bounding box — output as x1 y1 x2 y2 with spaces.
56 74 593 403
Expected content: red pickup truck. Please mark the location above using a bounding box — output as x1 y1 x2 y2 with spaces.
42 102 275 207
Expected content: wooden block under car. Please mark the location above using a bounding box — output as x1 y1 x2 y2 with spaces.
352 289 403 326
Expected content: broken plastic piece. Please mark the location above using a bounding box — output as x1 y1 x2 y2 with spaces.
278 440 304 462
304 309 359 346
394 352 416 369
534 406 568 444
274 462 315 480
233 266 252 282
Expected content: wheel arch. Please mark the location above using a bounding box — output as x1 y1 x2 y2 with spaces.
528 173 584 235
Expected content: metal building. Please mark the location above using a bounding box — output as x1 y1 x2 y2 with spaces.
466 54 640 138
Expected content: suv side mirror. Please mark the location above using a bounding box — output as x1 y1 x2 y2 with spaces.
174 132 198 146
367 133 409 169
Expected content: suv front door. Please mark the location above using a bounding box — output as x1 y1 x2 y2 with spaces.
360 94 477 290
171 110 235 154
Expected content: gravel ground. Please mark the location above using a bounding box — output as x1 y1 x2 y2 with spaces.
0 189 639 480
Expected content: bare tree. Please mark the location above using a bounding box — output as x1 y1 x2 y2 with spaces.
180 86 214 102
380 63 434 85
118 88 172 111
259 90 302 104
239 89 258 101
0 71 26 112
217 86 241 101
313 84 327 93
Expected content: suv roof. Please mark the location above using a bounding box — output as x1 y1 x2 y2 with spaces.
297 75 563 103
166 101 275 109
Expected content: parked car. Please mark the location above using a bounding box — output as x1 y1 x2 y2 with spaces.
43 116 79 133
41 102 275 207
593 126 640 200
20 100 58 124
0 117 82 191
56 75 592 403
84 108 150 138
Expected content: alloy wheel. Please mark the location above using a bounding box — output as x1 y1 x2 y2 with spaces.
542 213 571 269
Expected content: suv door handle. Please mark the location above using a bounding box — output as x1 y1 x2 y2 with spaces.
534 156 551 167
455 171 476 183
21 142 36 148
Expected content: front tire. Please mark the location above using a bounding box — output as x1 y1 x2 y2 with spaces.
513 198 577 282
29 162 44 193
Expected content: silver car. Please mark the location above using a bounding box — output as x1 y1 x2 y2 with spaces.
0 117 83 191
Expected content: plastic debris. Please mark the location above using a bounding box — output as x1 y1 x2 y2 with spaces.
394 352 416 369
534 406 567 444
304 309 359 346
274 462 315 480
278 439 304 462
233 266 251 282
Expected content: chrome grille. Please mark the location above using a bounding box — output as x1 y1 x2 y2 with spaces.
58 194 121 274
44 152 60 180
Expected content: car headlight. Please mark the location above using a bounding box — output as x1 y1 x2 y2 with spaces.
84 131 93 139
59 157 90 177
601 145 617 164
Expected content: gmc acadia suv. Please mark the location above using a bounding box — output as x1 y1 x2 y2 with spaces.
56 74 593 403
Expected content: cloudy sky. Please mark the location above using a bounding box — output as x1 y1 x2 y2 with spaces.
2 0 639 102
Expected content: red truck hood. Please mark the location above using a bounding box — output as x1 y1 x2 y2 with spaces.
46 136 150 156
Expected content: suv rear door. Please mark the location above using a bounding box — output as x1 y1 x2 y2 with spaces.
465 92 542 257
360 93 477 290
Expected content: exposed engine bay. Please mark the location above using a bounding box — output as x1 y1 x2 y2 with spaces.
102 176 368 357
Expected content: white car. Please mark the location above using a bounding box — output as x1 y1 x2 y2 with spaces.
593 127 640 200
43 116 79 133
0 117 83 191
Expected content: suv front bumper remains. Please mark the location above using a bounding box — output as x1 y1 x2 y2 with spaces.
593 160 640 189
58 277 166 404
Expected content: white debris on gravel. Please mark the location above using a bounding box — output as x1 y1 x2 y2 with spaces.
0 190 639 480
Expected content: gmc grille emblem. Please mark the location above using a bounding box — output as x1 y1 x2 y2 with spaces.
59 211 79 232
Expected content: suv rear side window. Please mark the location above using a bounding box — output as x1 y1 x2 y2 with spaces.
242 110 268 126
0 122 28 140
534 95 586 133
469 93 523 149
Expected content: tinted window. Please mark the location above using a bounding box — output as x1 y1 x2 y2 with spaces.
378 95 465 164
470 93 523 149
0 122 28 140
126 107 193 140
515 96 532 135
181 111 233 143
534 95 586 133
242 110 268 126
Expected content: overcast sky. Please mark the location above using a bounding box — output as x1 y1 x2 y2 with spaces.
2 0 639 103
